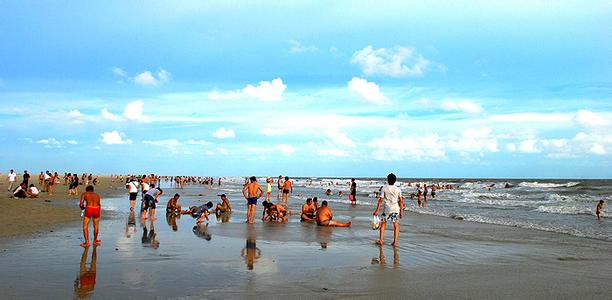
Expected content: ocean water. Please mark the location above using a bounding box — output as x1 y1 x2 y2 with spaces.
223 177 611 241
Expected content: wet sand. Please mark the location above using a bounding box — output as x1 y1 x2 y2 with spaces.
0 180 610 299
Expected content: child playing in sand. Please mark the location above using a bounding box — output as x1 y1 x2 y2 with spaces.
79 185 101 247
596 200 604 221
373 173 404 247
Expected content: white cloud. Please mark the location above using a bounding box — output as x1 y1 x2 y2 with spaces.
324 128 356 148
186 139 211 145
208 78 287 102
289 40 319 53
212 127 235 139
112 67 127 78
590 144 606 155
100 131 132 145
441 99 484 114
574 109 610 129
37 138 62 148
368 128 445 161
101 108 122 121
123 100 149 122
142 139 181 149
67 109 86 123
66 140 78 145
447 128 498 153
540 138 568 149
216 147 229 155
348 77 388 105
488 113 574 123
260 128 285 136
518 139 540 153
274 144 296 156
506 143 517 152
317 148 349 157
350 45 429 77
134 69 171 86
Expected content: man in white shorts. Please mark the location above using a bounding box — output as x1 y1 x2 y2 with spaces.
373 173 404 247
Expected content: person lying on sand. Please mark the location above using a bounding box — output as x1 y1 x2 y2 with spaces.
300 198 316 222
314 201 351 227
262 201 287 222
79 185 101 247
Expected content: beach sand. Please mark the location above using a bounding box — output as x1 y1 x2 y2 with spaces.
0 178 610 299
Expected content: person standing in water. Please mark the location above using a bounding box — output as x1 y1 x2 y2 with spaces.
349 178 357 205
596 200 604 221
242 176 263 224
282 176 292 207
277 175 283 202
79 185 101 247
373 173 404 247
265 177 272 202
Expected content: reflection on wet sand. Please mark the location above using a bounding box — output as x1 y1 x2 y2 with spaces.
316 226 333 249
215 211 231 223
371 245 399 269
125 210 137 238
141 219 159 249
74 246 97 299
166 213 180 231
193 223 212 240
241 226 261 270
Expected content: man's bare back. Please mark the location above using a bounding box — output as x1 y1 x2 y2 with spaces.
81 191 101 208
244 182 263 198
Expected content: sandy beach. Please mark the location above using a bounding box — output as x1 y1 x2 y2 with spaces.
0 177 610 299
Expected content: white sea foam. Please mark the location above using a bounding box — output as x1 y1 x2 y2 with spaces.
518 181 580 188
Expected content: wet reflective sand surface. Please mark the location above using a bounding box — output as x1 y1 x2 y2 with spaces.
0 182 610 299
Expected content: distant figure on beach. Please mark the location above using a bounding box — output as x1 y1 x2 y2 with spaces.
349 178 357 205
596 200 604 221
315 200 351 227
282 176 292 206
277 175 283 202
243 176 263 224
326 189 332 196
431 185 436 199
79 185 101 247
373 173 404 247
21 170 30 186
215 194 232 214
126 178 139 211
7 169 16 191
300 198 316 222
262 201 287 222
265 177 273 202
69 173 80 196
74 245 97 298
423 184 428 203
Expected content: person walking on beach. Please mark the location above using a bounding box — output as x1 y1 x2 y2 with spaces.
281 176 292 207
277 175 283 202
242 176 263 224
373 173 404 247
79 185 101 247
7 169 16 191
143 185 163 220
596 200 604 221
349 178 357 205
126 177 139 211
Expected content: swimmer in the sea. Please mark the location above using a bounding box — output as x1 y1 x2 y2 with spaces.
596 200 604 221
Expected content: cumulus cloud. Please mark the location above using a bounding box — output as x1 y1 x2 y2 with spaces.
447 128 498 153
574 109 610 129
289 40 319 53
324 128 356 148
112 67 127 78
134 69 171 86
518 139 540 153
441 99 484 114
212 127 235 139
350 45 429 77
208 78 287 102
274 144 296 156
348 77 388 105
590 144 606 155
368 128 445 161
260 128 285 136
506 143 517 152
123 100 149 122
142 139 181 149
100 131 132 145
37 138 62 148
101 108 122 121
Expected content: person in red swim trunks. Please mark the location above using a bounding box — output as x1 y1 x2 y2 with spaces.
79 185 101 247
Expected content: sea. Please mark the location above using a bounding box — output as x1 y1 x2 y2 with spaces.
223 177 611 241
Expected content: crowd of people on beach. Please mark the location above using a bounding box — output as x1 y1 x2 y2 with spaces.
6 169 99 199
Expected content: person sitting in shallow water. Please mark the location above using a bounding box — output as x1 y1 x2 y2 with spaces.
262 201 287 222
314 201 351 227
300 198 316 222
166 193 181 214
215 194 232 214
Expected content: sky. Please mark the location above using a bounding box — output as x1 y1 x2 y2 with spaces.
0 1 611 178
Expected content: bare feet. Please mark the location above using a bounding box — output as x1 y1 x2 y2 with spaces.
150 218 157 221
391 241 397 247
93 240 101 245
375 240 383 245
80 242 90 247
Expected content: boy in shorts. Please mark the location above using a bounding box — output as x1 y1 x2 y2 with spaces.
373 173 404 247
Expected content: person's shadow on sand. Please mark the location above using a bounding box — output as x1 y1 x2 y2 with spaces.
74 245 97 299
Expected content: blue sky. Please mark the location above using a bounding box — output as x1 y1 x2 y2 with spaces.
0 1 610 178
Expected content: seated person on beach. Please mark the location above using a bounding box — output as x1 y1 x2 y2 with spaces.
79 185 101 247
314 201 351 227
262 201 287 222
165 193 181 214
313 197 319 210
215 194 232 214
596 200 604 221
12 183 28 198
28 184 39 198
300 198 316 222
